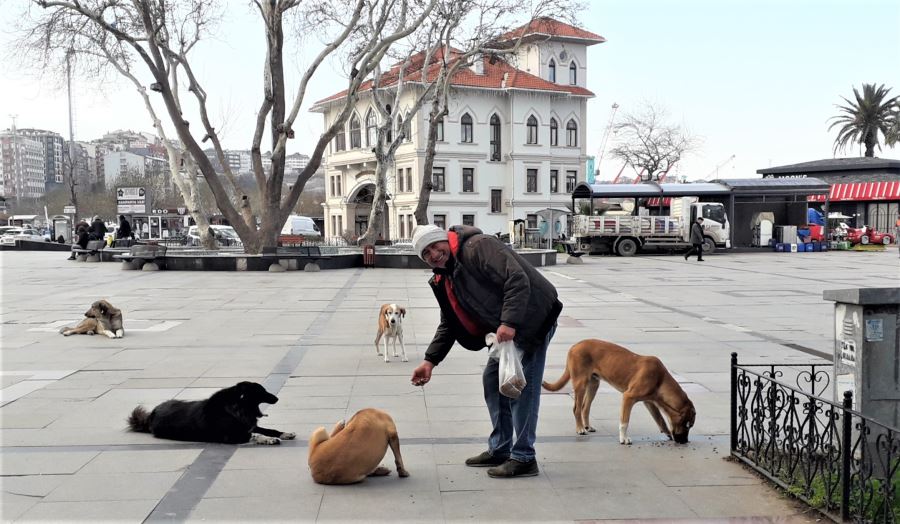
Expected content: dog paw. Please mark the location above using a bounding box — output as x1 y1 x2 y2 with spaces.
87 331 95 336
253 435 281 445
279 432 297 440
586 426 597 433
619 437 632 445
576 428 588 435
398 468 410 478
401 357 409 362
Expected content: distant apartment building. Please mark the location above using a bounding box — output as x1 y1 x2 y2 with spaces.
104 149 169 187
17 128 64 193
0 128 47 199
101 130 158 150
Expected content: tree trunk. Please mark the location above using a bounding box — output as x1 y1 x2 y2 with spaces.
864 130 876 157
359 160 389 246
414 100 446 225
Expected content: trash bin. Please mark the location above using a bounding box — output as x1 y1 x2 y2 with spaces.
363 244 375 268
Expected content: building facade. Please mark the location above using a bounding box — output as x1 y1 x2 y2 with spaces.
312 18 604 241
17 128 64 193
0 129 46 200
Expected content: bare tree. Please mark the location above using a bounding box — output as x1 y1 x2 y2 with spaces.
413 2 582 225
357 30 442 245
610 103 698 182
17 0 435 253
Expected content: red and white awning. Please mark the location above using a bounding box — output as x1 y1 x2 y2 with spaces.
808 181 900 202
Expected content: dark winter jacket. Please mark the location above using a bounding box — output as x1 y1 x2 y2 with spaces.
117 219 133 239
690 221 704 244
90 219 106 241
424 225 562 366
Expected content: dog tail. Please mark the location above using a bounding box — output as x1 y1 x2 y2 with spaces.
541 367 571 392
127 406 151 433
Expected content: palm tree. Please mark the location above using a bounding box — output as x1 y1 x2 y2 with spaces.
828 83 899 157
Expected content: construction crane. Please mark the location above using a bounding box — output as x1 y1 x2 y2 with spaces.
595 102 619 179
704 154 736 180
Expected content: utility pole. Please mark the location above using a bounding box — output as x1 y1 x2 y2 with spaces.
65 48 78 214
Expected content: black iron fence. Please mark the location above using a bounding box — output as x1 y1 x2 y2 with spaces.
731 353 900 522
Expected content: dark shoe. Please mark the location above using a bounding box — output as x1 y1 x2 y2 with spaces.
487 458 539 478
697 258 704 262
465 451 508 467
67 255 76 260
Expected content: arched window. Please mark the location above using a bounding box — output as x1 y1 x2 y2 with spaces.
385 105 393 143
349 114 361 148
489 114 501 160
526 115 538 145
569 61 577 85
402 112 412 142
548 59 556 83
461 113 473 143
566 119 578 147
365 109 377 147
549 118 558 146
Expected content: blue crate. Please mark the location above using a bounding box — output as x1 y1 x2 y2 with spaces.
775 243 785 252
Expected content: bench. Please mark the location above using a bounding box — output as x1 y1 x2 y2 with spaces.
278 235 305 246
114 244 168 271
261 245 331 272
562 241 586 264
72 240 107 262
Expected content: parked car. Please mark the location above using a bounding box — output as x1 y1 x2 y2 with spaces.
846 226 895 245
0 227 48 245
186 225 243 247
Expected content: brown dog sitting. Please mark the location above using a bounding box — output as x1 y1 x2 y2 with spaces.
308 408 409 484
542 339 696 444
59 300 124 339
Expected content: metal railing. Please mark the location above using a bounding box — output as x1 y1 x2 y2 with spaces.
731 353 900 522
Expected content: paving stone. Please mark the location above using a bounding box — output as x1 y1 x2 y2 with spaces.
15 499 159 522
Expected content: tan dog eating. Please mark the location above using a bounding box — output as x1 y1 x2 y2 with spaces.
374 303 407 362
307 408 409 484
542 339 696 444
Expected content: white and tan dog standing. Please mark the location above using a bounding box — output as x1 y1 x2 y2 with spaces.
307 408 409 484
374 303 407 362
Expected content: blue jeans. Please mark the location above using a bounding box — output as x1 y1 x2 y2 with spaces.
483 324 556 462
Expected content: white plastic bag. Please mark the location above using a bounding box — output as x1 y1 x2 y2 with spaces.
485 333 526 399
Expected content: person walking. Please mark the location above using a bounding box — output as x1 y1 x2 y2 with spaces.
410 224 562 478
684 217 706 261
116 215 133 240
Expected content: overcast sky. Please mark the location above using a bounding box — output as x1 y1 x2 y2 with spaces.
1 0 898 182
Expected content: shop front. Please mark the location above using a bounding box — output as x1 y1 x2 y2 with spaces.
758 157 900 235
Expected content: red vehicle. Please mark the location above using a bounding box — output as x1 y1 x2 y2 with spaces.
846 226 895 245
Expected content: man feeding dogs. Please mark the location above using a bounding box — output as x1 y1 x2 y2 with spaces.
410 224 562 478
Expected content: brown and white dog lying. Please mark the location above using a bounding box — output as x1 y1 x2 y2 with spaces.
542 339 696 444
374 303 407 362
59 300 124 339
307 408 409 484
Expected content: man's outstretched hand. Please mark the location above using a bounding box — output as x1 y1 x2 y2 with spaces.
411 361 434 386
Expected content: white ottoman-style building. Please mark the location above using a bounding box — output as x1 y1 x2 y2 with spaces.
311 18 605 242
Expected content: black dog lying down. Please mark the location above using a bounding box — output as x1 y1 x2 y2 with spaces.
128 381 296 445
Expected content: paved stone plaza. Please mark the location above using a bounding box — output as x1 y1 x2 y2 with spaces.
1 249 898 522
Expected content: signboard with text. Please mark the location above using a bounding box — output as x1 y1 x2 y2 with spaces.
117 186 149 214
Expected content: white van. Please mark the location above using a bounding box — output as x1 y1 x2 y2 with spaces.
281 215 322 239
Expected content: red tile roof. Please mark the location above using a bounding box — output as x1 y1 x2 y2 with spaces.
496 17 605 44
314 50 594 107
